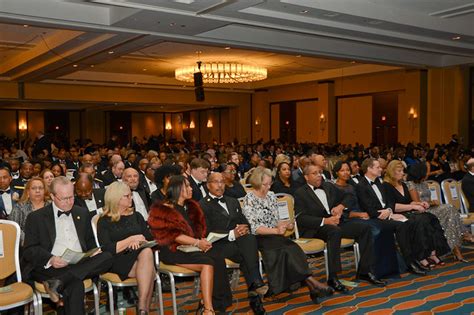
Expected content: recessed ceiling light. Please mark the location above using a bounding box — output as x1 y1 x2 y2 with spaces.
108 51 114 54
73 64 78 67
323 12 339 18
169 22 176 26
90 65 95 68
295 55 301 57
350 61 356 64
452 35 461 40
23 24 29 28
367 19 383 25
299 10 309 14
224 47 231 50
143 68 147 71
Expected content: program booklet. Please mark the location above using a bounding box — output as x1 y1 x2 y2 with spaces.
177 232 228 252
138 240 158 249
61 247 101 264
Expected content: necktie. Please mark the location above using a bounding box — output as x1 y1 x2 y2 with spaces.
57 211 71 217
0 189 10 195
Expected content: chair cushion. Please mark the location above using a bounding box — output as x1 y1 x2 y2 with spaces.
462 213 474 225
0 282 33 307
35 279 93 294
100 273 137 285
294 238 325 253
159 263 198 275
341 238 355 247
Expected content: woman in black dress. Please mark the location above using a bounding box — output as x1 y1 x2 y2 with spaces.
97 181 156 314
148 175 232 314
150 165 181 204
242 167 333 303
222 162 246 199
270 162 297 196
332 161 399 279
384 160 450 268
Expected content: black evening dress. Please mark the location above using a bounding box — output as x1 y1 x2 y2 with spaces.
97 211 154 280
335 183 399 279
383 182 450 260
270 178 296 196
224 181 247 199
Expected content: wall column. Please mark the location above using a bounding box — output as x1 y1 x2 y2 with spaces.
317 81 336 143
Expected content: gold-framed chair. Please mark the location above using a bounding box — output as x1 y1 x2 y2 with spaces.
34 279 99 315
458 181 474 226
274 193 360 280
425 180 443 206
154 251 199 315
91 214 163 315
441 179 462 210
0 220 38 314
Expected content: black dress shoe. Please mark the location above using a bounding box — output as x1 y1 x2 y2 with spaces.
43 279 63 303
249 280 269 297
308 286 334 303
415 260 432 271
327 278 348 293
249 295 266 315
408 262 427 276
357 273 387 287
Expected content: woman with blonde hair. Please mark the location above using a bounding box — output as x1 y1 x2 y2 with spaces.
40 169 55 188
97 181 156 314
383 160 450 269
9 177 50 243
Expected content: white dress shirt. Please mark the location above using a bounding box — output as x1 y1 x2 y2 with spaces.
146 179 157 194
365 176 386 208
208 193 236 241
191 175 207 197
132 191 148 221
1 192 13 215
51 203 82 257
308 183 330 226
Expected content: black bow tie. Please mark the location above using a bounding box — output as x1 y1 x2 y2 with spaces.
57 211 71 218
370 181 376 186
214 197 225 203
0 189 10 195
313 186 323 191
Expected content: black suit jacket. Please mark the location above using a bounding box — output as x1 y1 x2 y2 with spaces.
66 159 81 171
294 182 350 236
132 188 150 212
356 177 395 218
74 189 106 212
102 170 119 186
23 204 97 270
199 195 249 234
461 172 474 211
189 176 208 201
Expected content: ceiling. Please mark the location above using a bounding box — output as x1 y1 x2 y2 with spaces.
0 0 473 105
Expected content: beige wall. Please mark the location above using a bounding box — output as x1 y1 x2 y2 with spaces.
0 110 18 139
27 111 44 139
296 100 319 142
338 96 372 146
270 104 280 140
132 112 164 140
69 111 81 142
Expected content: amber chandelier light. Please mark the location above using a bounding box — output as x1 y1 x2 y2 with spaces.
175 62 267 84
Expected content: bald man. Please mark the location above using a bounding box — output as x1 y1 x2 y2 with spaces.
309 153 332 181
461 158 474 212
74 174 105 217
122 167 149 220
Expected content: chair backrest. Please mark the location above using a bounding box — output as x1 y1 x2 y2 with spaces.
425 180 442 205
0 220 22 282
91 214 100 247
274 193 296 238
458 180 469 215
441 179 461 211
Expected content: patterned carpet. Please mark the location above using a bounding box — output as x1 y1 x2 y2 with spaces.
44 244 474 314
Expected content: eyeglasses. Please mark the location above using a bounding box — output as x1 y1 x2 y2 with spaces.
54 195 74 202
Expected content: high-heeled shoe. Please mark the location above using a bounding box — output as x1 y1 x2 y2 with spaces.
453 247 469 263
427 256 445 266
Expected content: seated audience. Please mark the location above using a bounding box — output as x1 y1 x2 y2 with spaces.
51 162 65 177
148 175 232 313
188 158 210 201
9 176 50 243
150 164 181 203
294 164 384 292
41 169 55 189
200 172 267 314
406 163 473 261
383 160 450 268
22 176 113 314
222 162 246 199
332 161 399 279
74 174 105 217
102 160 125 187
97 181 156 314
462 157 474 212
122 167 149 220
242 167 334 303
12 161 34 190
0 165 20 219
271 161 297 196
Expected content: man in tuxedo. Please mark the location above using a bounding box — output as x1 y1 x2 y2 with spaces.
292 156 310 188
349 159 362 184
356 158 426 275
74 174 105 217
142 162 159 198
137 158 149 191
309 153 332 181
188 158 210 201
0 166 20 219
78 163 104 189
66 146 81 171
294 164 385 292
23 176 113 315
200 172 267 314
12 161 34 191
462 158 474 212
122 167 149 220
102 160 125 187
9 158 21 179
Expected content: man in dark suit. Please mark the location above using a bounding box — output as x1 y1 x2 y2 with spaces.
349 159 362 185
189 158 210 201
11 161 34 193
23 176 113 315
461 157 474 212
292 156 310 188
308 153 332 181
74 174 105 217
32 131 51 158
200 172 267 314
102 160 125 187
0 166 20 219
66 146 81 171
78 163 104 189
294 164 385 292
356 158 426 275
122 167 149 220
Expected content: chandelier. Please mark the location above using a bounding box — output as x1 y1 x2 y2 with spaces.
175 62 267 84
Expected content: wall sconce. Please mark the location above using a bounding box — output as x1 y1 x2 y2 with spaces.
207 119 213 128
189 121 195 129
408 107 418 120
165 122 172 130
255 118 261 126
319 113 327 133
18 121 27 132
